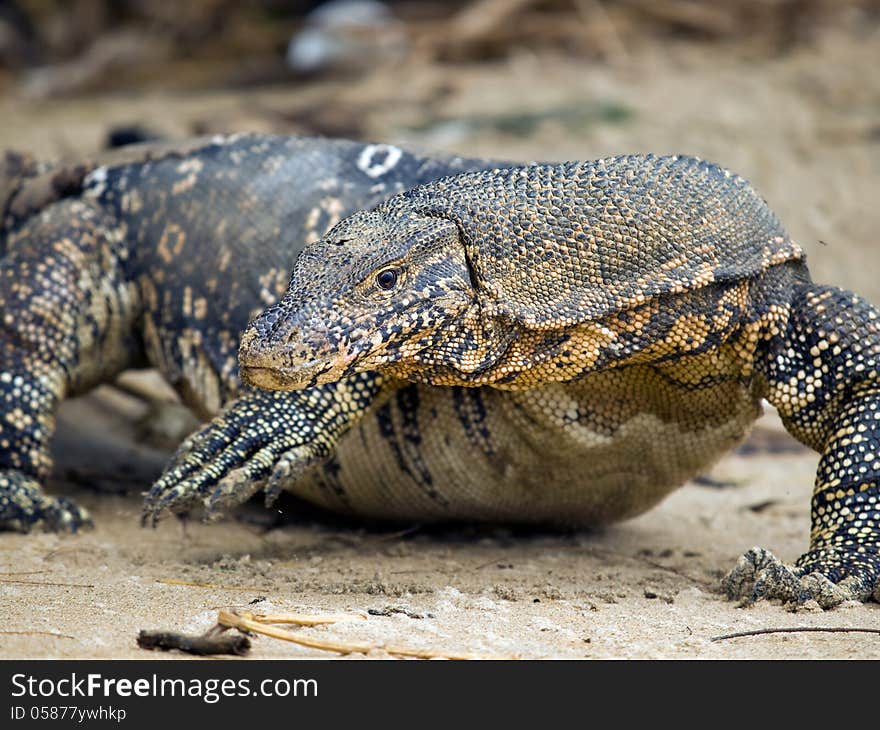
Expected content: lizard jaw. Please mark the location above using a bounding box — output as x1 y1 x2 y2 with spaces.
240 364 303 390
239 326 362 390
240 351 354 390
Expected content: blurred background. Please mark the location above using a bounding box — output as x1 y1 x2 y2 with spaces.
0 0 878 298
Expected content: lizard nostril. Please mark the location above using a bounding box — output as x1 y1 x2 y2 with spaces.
253 302 291 340
285 329 299 346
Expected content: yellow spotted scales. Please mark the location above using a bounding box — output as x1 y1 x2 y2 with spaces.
2 139 878 609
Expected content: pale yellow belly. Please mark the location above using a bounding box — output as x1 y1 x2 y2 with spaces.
289 362 764 526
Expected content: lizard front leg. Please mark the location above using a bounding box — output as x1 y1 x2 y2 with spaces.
0 199 141 532
142 372 387 524
725 283 880 607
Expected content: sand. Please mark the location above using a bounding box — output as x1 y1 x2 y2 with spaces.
1 393 878 659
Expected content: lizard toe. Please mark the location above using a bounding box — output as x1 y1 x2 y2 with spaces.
0 471 92 533
723 545 879 609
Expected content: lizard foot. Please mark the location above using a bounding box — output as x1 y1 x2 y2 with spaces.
722 546 880 609
141 392 329 526
0 470 92 533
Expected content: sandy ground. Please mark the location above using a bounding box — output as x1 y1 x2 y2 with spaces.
2 396 879 660
1 25 879 659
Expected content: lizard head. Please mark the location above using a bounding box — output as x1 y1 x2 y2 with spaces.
238 203 484 390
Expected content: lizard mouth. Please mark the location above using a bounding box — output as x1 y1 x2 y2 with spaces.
238 295 461 391
238 319 352 391
238 315 386 391
240 360 340 391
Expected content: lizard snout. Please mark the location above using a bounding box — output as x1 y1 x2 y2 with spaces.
238 311 341 391
238 326 291 389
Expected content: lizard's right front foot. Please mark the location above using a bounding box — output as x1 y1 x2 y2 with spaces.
0 470 92 533
141 391 333 526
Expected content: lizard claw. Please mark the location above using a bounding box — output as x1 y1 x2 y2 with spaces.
141 414 263 526
204 444 328 520
202 444 322 518
722 546 879 609
0 470 92 533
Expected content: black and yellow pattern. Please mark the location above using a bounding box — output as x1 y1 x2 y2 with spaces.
0 134 492 532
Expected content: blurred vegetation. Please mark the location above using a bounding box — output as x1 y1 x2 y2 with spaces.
1 0 877 96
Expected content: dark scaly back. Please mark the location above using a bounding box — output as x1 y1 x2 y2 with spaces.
395 154 804 328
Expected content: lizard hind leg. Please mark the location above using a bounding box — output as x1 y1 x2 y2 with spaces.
0 198 141 532
725 282 880 608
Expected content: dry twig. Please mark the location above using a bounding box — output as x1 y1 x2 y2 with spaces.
0 570 49 575
0 578 94 588
711 627 880 642
137 627 250 656
218 610 515 660
240 611 366 627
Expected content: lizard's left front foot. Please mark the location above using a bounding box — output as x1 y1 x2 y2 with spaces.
722 546 880 609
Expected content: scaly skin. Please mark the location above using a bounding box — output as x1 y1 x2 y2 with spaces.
232 156 880 608
0 134 496 532
5 142 878 609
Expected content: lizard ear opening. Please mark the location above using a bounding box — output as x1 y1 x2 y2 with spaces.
394 207 518 381
412 205 484 295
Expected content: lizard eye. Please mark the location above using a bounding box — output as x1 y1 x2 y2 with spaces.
376 267 400 290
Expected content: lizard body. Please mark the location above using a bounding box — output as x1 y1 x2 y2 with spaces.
231 156 880 607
